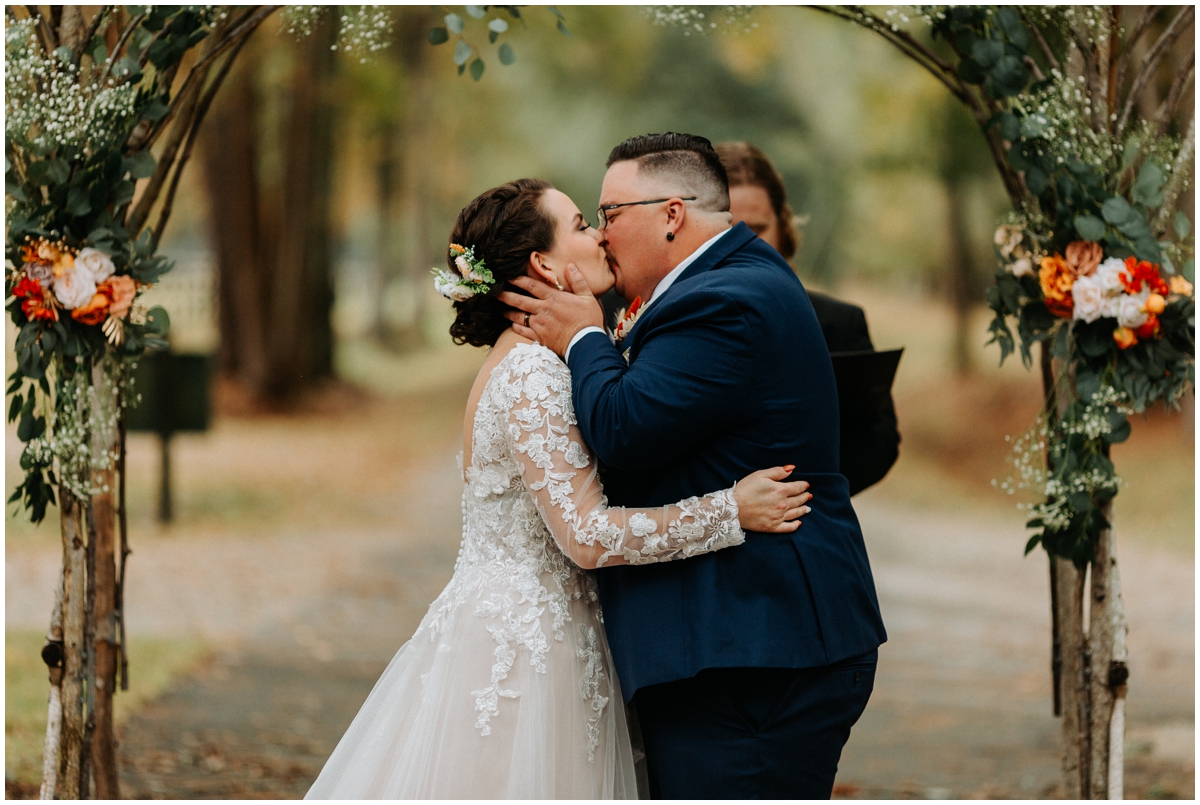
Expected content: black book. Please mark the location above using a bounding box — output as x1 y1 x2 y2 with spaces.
829 348 904 417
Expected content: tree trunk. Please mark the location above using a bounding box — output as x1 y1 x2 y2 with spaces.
944 177 975 374
1043 347 1129 798
1054 556 1089 797
202 47 270 389
1088 499 1128 799
87 363 121 798
394 11 436 348
371 121 398 342
56 491 88 799
39 571 65 800
265 15 338 396
202 20 338 404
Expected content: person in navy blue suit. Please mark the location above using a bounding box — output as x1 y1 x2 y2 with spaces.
502 133 886 799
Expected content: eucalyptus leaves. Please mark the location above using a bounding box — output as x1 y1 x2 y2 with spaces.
427 6 569 81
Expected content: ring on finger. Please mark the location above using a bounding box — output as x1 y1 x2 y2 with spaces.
523 312 531 328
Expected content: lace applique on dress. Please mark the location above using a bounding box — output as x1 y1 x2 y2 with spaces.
439 343 744 757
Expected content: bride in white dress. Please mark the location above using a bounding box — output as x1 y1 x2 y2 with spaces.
306 179 812 799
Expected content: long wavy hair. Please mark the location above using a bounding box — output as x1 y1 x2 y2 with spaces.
445 178 556 347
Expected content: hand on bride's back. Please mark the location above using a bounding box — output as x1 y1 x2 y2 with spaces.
734 466 812 533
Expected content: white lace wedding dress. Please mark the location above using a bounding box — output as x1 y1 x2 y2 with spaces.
306 343 745 799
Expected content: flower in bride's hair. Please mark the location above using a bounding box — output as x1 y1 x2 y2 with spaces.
455 254 472 278
433 269 476 301
432 243 494 300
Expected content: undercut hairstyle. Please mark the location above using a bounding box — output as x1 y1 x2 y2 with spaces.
715 141 800 259
606 132 730 213
446 178 556 348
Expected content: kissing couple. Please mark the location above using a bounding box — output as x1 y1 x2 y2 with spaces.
307 133 887 799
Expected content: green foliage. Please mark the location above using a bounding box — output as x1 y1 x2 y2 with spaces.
893 6 1199 565
4 7 200 523
427 6 567 78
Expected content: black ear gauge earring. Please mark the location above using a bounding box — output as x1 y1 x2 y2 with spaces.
666 232 675 241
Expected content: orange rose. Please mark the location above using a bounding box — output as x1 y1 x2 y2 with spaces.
100 275 137 318
53 252 74 277
71 291 111 326
1144 293 1166 315
1113 326 1138 349
36 241 62 263
1064 240 1103 277
1039 255 1075 317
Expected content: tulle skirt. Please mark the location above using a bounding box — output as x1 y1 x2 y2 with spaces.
305 570 639 799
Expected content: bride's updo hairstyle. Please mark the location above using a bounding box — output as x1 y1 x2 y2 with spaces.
446 178 556 347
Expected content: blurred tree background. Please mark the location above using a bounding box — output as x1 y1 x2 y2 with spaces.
155 5 1020 406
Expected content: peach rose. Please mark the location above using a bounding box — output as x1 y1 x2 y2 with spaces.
1112 326 1138 349
1144 293 1166 315
1039 255 1075 317
1169 275 1193 297
100 275 137 318
1064 240 1102 278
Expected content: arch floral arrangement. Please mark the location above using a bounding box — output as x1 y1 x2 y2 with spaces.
800 5 1194 798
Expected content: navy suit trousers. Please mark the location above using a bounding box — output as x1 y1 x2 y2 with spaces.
634 650 878 799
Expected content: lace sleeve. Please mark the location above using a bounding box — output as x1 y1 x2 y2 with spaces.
499 346 744 569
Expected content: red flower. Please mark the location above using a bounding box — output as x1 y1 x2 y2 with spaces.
614 295 644 343
12 277 42 298
12 276 58 322
1135 314 1160 340
1121 257 1170 295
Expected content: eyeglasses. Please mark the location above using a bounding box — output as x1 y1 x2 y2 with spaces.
597 197 696 229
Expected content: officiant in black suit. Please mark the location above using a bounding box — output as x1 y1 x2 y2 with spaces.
716 141 900 496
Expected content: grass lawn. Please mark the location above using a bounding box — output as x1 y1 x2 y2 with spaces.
5 631 208 789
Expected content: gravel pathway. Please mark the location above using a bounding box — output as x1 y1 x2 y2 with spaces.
6 424 1192 799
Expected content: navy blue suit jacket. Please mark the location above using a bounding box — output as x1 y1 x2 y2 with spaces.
567 223 887 702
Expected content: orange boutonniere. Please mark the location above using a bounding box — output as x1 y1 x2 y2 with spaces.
613 295 644 345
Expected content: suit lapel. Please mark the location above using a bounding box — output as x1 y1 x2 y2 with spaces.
623 222 758 354
672 221 757 288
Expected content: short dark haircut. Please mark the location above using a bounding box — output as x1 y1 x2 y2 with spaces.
715 141 800 259
447 178 556 347
606 132 730 212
